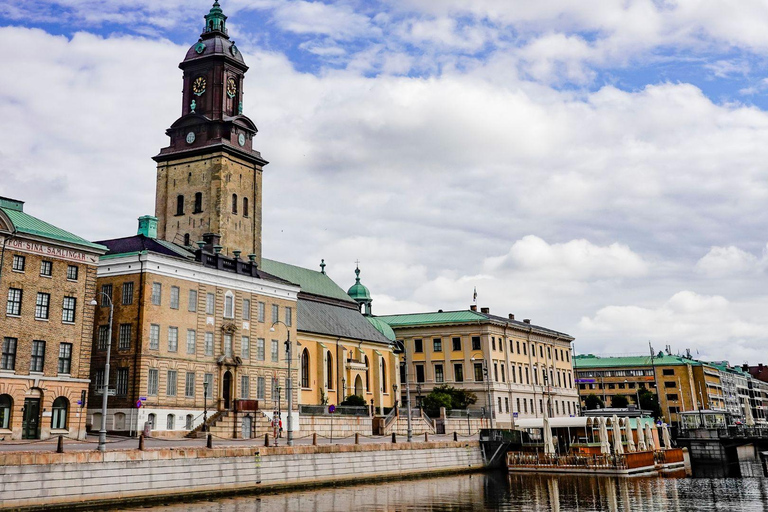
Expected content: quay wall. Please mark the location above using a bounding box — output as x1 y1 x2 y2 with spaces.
0 441 483 511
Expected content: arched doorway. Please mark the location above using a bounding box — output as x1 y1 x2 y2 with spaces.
223 371 233 409
354 375 363 397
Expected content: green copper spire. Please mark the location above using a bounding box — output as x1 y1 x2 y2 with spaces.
203 0 228 36
347 263 372 315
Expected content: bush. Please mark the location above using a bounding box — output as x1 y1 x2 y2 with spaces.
422 385 478 416
340 394 367 407
611 394 629 408
585 393 604 410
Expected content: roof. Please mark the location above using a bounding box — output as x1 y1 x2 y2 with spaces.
574 353 703 369
261 259 356 303
479 313 573 339
366 316 396 341
298 299 392 344
97 235 195 260
1 206 106 252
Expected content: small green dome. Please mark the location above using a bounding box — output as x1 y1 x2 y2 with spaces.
366 316 396 342
347 266 372 302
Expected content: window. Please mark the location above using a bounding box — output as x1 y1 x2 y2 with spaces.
185 372 195 398
184 234 190 246
168 327 178 352
151 283 162 305
271 377 278 399
301 349 310 388
186 414 194 430
187 329 196 354
326 353 334 389
435 364 444 383
51 397 68 429
0 394 11 429
257 376 266 399
271 339 279 362
204 373 214 398
149 324 160 350
523 399 528 414
57 343 72 374
224 333 232 357
118 324 132 350
414 339 423 353
120 282 133 305
241 375 249 398
433 338 442 352
474 363 484 382
30 340 45 372
258 302 265 322
170 286 180 309
452 337 461 351
285 306 292 327
256 338 265 361
188 289 198 312
101 284 112 306
271 304 279 323
555 349 559 361
565 351 570 362
167 370 177 396
243 197 249 217
232 193 238 214
242 299 250 320
522 343 527 356
454 364 464 382
167 414 175 430
381 359 387 391
93 369 104 391
491 337 495 351
666 393 678 401
176 194 185 215
664 381 676 388
241 336 250 359
194 192 203 213
148 369 159 395
206 293 215 315
96 325 108 351
35 292 50 319
40 260 52 276
6 288 22 316
12 254 25 272
662 369 675 376
501 364 506 383
62 296 76 323
224 293 234 318
205 332 214 356
499 397 503 413
547 346 551 359
116 368 128 395
471 336 481 351
415 364 425 383
67 265 78 281
505 397 509 413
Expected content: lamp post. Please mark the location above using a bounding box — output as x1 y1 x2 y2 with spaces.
203 381 209 432
270 321 294 446
471 355 493 429
90 292 113 453
393 341 412 442
392 384 398 413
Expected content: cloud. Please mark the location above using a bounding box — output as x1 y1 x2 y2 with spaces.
695 245 764 277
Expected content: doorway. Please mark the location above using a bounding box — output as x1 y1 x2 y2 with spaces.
22 398 40 439
242 415 252 439
354 375 363 397
223 371 232 409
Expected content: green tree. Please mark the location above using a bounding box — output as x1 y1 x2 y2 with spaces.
422 385 477 416
341 394 366 406
638 388 662 420
585 393 605 410
611 394 629 408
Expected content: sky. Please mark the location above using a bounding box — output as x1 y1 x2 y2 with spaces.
4 1 768 364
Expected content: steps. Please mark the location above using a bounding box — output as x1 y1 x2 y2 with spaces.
186 410 273 439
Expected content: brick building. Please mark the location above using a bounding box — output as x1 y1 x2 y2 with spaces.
0 197 106 440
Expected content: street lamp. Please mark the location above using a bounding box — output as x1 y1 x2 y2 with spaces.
89 292 113 453
471 354 493 429
203 381 209 432
270 321 294 446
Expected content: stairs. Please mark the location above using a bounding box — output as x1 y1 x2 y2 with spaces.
186 410 226 438
186 410 273 439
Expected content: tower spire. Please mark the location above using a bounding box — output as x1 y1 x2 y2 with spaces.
203 0 228 36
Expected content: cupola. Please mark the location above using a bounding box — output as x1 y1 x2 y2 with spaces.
347 265 372 315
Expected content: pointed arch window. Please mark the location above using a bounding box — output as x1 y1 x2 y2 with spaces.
364 355 370 392
232 194 238 214
381 359 387 392
326 352 333 390
301 348 310 388
243 197 249 217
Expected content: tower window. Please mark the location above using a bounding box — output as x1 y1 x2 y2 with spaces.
232 194 238 214
243 197 249 217
194 192 203 213
184 234 190 246
176 195 184 216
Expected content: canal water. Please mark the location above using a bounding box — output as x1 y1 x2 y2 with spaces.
120 461 768 512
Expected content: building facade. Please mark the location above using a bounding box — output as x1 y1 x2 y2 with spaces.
0 197 106 440
378 306 578 427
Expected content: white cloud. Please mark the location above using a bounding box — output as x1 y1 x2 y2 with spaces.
272 1 377 40
695 245 763 277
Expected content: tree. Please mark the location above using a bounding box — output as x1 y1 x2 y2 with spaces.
639 388 662 420
611 394 629 408
585 393 604 410
341 394 366 406
422 385 477 416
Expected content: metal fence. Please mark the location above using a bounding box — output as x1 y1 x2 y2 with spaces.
299 405 369 416
446 409 487 419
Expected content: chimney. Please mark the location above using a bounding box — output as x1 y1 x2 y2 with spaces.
202 232 221 252
470 305 477 311
480 307 490 314
523 319 531 324
508 313 515 320
137 215 158 238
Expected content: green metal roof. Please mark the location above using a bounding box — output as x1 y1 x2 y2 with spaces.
377 310 486 327
573 353 702 369
366 316 396 341
261 259 356 303
347 267 371 303
1 206 107 252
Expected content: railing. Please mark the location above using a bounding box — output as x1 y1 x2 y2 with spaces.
299 405 369 417
655 448 684 464
420 408 436 432
446 409 487 419
383 407 397 429
507 451 657 471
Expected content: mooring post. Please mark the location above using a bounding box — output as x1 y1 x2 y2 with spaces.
138 433 145 451
265 433 270 447
453 431 458 442
207 434 213 449
312 432 317 445
355 432 360 445
425 432 429 442
392 432 397 443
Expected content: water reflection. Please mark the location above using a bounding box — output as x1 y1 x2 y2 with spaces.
120 466 768 512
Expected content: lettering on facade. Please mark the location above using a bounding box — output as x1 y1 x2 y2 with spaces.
5 238 98 264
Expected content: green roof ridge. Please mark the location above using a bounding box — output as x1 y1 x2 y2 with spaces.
261 258 356 303
1 207 107 252
573 353 704 368
377 310 486 327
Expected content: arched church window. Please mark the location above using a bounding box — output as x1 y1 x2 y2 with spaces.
326 353 333 390
243 197 249 217
232 194 238 214
381 360 387 392
301 348 310 388
194 192 203 213
176 195 184 216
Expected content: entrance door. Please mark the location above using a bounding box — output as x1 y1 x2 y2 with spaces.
22 398 41 439
242 415 252 439
223 371 232 409
354 375 363 397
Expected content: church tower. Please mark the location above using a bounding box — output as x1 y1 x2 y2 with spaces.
153 1 266 264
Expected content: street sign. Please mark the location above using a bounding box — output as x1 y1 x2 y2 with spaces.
328 404 336 413
513 412 518 418
77 400 82 406
136 400 142 408
575 379 595 383
139 396 147 401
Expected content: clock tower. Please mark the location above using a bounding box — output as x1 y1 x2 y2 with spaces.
153 1 266 265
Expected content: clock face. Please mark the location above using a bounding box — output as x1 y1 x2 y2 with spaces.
238 133 246 146
227 78 237 99
186 132 196 144
192 76 206 96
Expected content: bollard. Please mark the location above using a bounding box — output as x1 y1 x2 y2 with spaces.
56 435 64 453
355 432 360 445
453 431 458 442
265 433 270 447
138 434 145 451
392 432 397 443
207 433 213 449
312 432 317 446
425 432 429 442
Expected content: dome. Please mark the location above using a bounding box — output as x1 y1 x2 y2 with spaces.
347 266 371 303
366 316 396 342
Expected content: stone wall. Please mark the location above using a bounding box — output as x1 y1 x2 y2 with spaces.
299 415 372 438
0 441 482 511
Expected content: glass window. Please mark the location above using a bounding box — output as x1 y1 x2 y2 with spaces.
118 324 131 350
101 284 112 306
62 296 76 323
242 299 250 320
257 338 265 361
452 337 461 351
51 397 68 429
415 364 425 383
271 339 279 362
168 327 178 352
185 414 193 430
271 304 279 324
97 325 109 350
170 286 180 309
241 336 250 359
167 370 177 396
186 329 196 354
471 336 481 351
6 288 22 316
414 339 423 353
492 337 496 351
30 340 45 372
122 282 134 305
194 192 203 213
40 260 52 276
149 324 160 350
257 302 265 322
243 197 249 217
57 343 72 374
257 377 265 399
67 265 78 281
12 254 25 272
206 293 215 315
224 333 232 357
433 338 442 352
285 307 292 327
151 283 162 305
35 292 50 319
241 375 249 398
474 363 484 382
301 349 310 388
188 289 198 312
93 369 104 391
205 332 214 356
148 369 159 395
204 373 213 398
0 394 11 428
116 368 128 395
435 364 444 383
185 372 195 398
167 414 175 430
224 293 234 318
454 363 464 382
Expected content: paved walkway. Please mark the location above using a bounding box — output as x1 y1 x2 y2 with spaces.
0 432 477 453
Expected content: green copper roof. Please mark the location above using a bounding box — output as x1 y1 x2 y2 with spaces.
261 259 356 303
573 353 702 369
378 310 487 327
203 0 228 34
347 266 371 303
1 206 106 252
366 316 396 341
